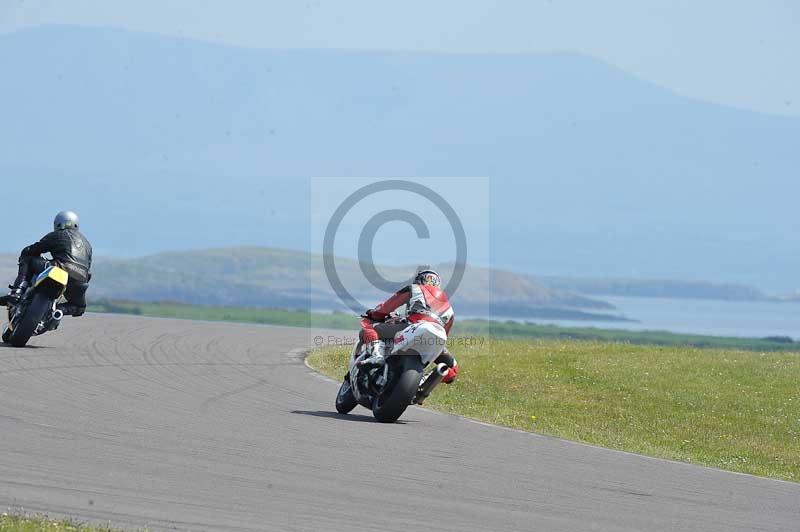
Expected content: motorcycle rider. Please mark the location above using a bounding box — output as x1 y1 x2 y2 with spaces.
358 267 459 384
0 211 92 316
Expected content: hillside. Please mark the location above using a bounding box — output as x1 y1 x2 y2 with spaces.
1 26 799 290
0 248 627 321
540 277 771 301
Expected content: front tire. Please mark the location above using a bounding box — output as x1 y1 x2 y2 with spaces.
335 379 358 414
10 293 51 347
1 325 11 344
372 356 423 423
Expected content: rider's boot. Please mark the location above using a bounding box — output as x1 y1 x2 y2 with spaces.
56 303 86 317
0 280 27 307
358 340 385 367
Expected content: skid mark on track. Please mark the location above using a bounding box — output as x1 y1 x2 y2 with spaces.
200 379 269 408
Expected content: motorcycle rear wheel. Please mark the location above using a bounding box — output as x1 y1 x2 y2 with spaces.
10 293 51 347
372 356 423 423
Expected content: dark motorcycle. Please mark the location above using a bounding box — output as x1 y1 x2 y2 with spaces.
2 265 69 347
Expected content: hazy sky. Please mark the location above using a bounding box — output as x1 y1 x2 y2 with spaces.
1 0 798 117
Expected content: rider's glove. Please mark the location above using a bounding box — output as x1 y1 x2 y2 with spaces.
364 308 386 322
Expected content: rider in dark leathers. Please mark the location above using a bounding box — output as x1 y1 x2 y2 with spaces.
0 211 92 316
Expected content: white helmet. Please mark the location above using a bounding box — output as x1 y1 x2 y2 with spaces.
54 211 79 231
414 266 441 287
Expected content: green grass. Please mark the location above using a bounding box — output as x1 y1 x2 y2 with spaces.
88 299 356 329
307 338 800 482
0 514 125 532
456 319 799 351
87 299 799 352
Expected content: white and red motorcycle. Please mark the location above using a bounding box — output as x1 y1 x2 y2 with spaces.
335 316 451 423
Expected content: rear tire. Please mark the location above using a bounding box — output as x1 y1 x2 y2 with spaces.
372 356 423 423
335 379 358 414
10 293 51 348
1 326 11 344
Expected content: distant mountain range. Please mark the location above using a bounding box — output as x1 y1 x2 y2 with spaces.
2 247 793 327
539 277 776 302
0 248 630 321
1 26 799 291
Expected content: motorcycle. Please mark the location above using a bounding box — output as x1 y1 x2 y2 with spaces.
2 265 69 347
335 316 451 423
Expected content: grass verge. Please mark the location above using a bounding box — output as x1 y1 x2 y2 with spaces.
0 514 123 532
307 338 800 482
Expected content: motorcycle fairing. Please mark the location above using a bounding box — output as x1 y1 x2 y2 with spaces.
34 266 68 288
391 321 448 365
32 266 69 299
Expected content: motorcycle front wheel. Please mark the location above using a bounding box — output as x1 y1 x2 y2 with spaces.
10 293 51 347
335 379 358 414
372 355 423 423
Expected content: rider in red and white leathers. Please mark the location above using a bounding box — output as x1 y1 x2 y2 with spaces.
358 268 459 384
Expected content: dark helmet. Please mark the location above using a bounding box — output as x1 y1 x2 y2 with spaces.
54 211 79 231
414 267 441 287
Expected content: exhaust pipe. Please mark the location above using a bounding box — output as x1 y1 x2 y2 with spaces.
41 308 64 333
414 363 449 404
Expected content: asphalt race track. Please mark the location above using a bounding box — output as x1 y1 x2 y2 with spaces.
0 315 797 531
